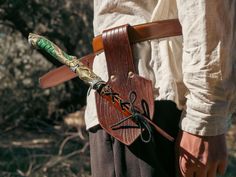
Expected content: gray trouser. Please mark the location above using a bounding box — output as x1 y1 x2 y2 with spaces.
89 101 181 177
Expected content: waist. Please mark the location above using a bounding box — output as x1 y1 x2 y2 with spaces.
92 19 182 53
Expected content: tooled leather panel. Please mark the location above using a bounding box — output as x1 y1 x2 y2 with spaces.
95 24 154 145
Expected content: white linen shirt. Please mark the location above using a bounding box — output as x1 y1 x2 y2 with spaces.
85 0 236 136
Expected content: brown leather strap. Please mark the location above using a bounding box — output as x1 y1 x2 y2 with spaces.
102 24 136 76
93 19 182 53
39 19 182 88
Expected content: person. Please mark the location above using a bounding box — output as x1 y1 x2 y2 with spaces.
84 0 236 177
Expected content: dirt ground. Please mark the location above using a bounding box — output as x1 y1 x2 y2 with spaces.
0 122 91 177
0 118 235 177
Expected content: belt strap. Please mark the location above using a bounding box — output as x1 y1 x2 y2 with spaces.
39 19 182 89
93 19 181 53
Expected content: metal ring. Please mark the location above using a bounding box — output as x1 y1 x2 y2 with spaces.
70 64 79 73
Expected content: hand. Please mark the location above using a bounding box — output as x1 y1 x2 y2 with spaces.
176 130 228 177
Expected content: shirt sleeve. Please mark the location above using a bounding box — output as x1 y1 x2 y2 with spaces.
176 0 236 136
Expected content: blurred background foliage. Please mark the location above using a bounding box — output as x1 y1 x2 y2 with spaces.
0 0 235 177
0 0 93 132
0 0 93 176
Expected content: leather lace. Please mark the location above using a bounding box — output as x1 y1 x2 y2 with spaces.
103 88 153 143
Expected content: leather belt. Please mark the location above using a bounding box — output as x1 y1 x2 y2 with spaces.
39 19 182 89
92 19 182 53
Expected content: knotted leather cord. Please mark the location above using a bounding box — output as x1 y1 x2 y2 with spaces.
101 88 153 143
98 85 174 142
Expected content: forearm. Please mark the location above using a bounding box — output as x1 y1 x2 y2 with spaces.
176 0 236 136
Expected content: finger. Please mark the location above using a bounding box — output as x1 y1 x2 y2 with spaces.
217 159 228 175
179 156 195 177
207 163 217 177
